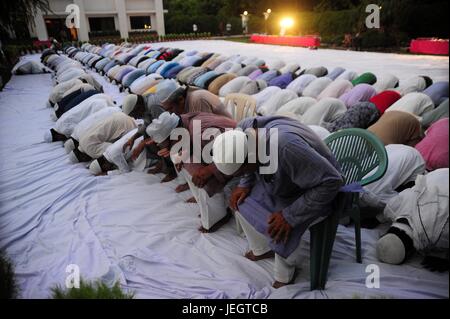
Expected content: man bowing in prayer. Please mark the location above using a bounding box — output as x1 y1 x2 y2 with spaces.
212 116 343 288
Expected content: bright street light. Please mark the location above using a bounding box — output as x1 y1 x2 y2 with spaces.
280 17 294 28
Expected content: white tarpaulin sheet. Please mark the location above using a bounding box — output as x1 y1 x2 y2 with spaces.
0 51 448 299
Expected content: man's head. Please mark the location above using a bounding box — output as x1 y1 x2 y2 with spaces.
212 129 259 177
145 111 181 147
89 155 117 175
161 86 187 115
376 221 414 265
122 94 146 119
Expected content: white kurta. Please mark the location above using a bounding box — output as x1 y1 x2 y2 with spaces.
300 97 347 126
386 92 434 118
397 76 427 96
317 79 353 100
103 128 146 173
72 107 121 141
373 74 399 92
218 76 252 97
276 97 317 117
49 79 83 104
302 77 333 99
78 112 137 159
57 68 86 83
384 168 449 252
53 94 115 137
361 144 426 209
258 89 298 115
252 86 282 109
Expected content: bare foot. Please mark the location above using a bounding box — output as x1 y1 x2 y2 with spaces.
245 250 275 261
186 196 197 203
272 269 298 289
161 173 176 183
175 183 189 193
147 160 163 174
198 212 232 233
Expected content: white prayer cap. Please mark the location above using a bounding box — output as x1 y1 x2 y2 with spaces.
122 94 138 115
50 112 58 121
64 139 75 153
212 130 248 176
376 233 405 265
89 160 102 175
43 131 53 143
160 86 185 105
68 151 79 163
155 79 179 103
145 112 180 144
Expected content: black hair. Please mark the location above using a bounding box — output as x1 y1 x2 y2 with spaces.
386 221 415 263
97 155 116 172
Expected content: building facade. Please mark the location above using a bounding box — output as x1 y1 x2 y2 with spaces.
30 0 166 42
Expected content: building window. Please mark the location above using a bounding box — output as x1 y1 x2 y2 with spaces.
130 16 151 30
88 17 115 32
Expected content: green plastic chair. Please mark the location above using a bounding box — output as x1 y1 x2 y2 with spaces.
310 128 388 290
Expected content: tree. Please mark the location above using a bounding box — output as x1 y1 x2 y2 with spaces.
0 0 51 41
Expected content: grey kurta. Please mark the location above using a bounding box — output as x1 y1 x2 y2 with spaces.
236 116 343 257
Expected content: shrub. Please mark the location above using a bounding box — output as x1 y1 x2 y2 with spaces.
51 279 134 299
0 250 18 298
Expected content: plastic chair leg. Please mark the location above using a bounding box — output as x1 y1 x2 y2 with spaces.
353 205 362 263
310 196 342 290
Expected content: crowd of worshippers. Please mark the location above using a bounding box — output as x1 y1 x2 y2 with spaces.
39 42 449 287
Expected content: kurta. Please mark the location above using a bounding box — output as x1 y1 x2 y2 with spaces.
339 83 377 108
236 116 343 257
286 74 317 95
78 112 137 159
54 94 114 137
49 78 83 104
219 76 252 97
421 98 449 129
373 74 399 92
351 72 377 86
323 101 380 133
397 76 427 96
317 79 353 100
360 144 426 209
56 89 99 118
179 112 237 196
252 86 282 109
71 107 121 141
239 80 267 95
326 67 346 81
422 81 449 106
386 92 434 118
276 97 317 117
300 98 347 126
415 118 449 171
301 77 332 99
268 73 294 89
368 111 423 146
257 89 298 115
185 88 232 118
369 90 401 115
384 168 449 252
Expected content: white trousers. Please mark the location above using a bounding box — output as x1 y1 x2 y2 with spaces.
179 168 228 230
235 211 303 283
